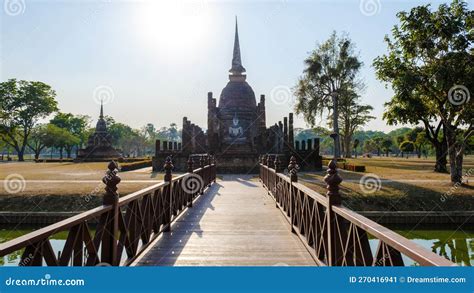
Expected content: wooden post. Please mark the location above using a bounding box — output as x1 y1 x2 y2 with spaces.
274 155 281 208
267 155 274 170
207 155 212 187
288 156 298 233
102 161 121 265
200 155 205 168
212 155 217 182
187 156 194 207
283 117 288 153
163 156 173 232
274 155 281 173
187 156 193 173
324 159 343 266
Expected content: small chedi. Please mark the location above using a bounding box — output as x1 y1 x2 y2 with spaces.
152 18 322 173
76 102 122 161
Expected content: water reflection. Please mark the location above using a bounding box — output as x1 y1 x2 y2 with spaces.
391 226 474 266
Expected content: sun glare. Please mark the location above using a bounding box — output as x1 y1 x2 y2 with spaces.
135 1 210 52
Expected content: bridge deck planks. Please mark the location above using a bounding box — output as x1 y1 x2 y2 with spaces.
135 175 316 266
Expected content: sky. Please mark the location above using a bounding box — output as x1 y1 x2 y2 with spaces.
1 0 468 132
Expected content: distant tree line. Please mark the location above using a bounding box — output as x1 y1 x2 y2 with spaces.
0 79 180 160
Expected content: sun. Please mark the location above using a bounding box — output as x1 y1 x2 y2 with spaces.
135 1 210 52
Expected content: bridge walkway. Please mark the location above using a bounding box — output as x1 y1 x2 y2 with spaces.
135 175 316 266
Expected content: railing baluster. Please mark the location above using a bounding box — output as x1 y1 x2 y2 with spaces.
163 156 173 232
324 159 343 266
288 156 298 233
101 161 121 266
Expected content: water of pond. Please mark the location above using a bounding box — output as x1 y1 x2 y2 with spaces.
1 225 473 266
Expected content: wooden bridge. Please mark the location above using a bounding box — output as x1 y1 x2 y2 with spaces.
0 155 454 266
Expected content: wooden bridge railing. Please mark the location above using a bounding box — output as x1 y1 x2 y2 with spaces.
259 155 455 266
0 155 216 266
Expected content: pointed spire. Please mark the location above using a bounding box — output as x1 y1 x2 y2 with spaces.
229 16 246 75
99 99 104 119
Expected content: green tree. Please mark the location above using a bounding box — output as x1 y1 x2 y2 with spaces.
294 31 363 158
399 141 415 158
372 136 385 156
353 138 360 158
50 112 89 158
363 139 377 154
373 0 473 182
336 91 375 157
42 124 80 159
396 135 405 157
27 124 49 160
405 127 425 158
381 138 393 157
415 132 429 158
0 79 58 161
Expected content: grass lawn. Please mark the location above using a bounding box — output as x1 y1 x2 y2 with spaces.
301 156 474 212
0 161 167 212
